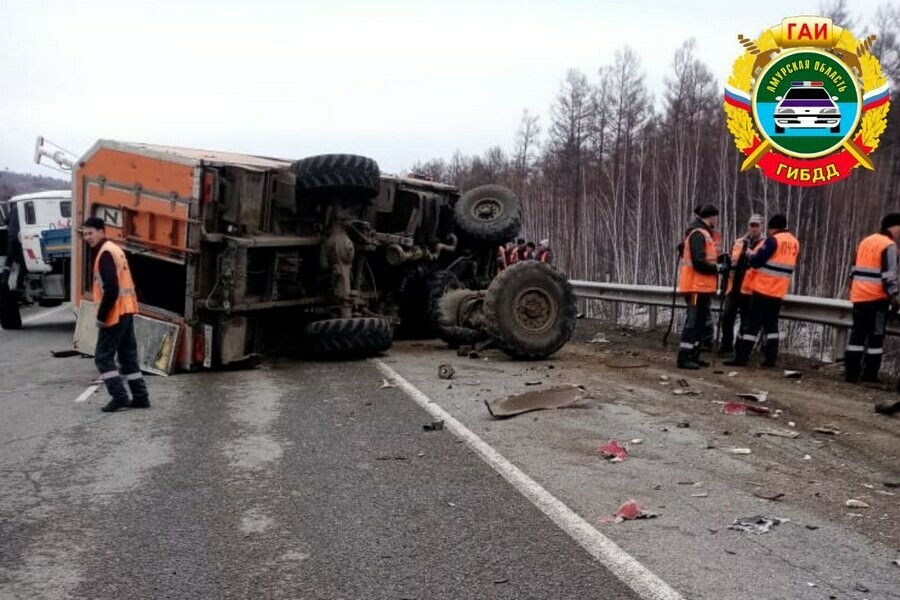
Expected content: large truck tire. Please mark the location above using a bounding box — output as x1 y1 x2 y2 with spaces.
453 184 522 244
398 270 463 339
483 262 576 360
426 271 464 333
0 288 23 330
292 154 381 201
304 317 392 359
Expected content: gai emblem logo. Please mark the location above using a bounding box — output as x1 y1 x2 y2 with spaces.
724 16 890 186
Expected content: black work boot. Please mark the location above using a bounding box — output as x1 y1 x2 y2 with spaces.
692 349 710 367
861 355 883 383
844 351 863 383
126 377 151 409
101 396 130 413
760 341 778 367
677 350 701 370
723 339 751 367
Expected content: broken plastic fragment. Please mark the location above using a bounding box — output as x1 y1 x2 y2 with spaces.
723 402 771 416
599 440 628 462
380 378 397 389
614 499 658 521
728 515 788 534
727 448 752 455
845 499 870 509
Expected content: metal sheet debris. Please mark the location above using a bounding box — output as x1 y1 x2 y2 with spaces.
735 390 768 403
485 384 584 419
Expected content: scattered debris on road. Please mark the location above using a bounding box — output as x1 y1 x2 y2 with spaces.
673 388 701 396
727 448 752 455
753 489 785 501
423 420 445 431
437 364 455 380
630 438 644 445
676 421 691 428
753 428 800 439
845 499 871 509
874 399 900 415
51 349 81 358
723 402 771 416
379 378 397 389
728 515 788 534
524 381 543 386
484 384 584 419
813 426 841 435
885 480 900 489
735 390 769 403
589 333 610 344
676 378 690 388
783 370 802 379
607 358 649 369
599 440 628 462
728 371 739 377
599 499 659 523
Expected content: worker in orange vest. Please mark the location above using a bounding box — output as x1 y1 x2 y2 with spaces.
724 214 800 367
536 239 553 264
677 204 727 369
718 214 765 355
82 217 150 413
845 213 900 384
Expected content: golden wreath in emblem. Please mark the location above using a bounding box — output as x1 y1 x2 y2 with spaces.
724 17 890 185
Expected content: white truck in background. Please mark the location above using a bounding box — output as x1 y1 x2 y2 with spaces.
0 190 73 328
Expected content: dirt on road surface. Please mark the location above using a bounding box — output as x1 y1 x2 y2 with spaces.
398 319 900 551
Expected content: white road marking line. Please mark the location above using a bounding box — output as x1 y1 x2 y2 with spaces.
75 384 100 403
374 359 685 600
22 303 70 324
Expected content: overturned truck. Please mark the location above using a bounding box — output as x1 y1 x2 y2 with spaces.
72 141 575 370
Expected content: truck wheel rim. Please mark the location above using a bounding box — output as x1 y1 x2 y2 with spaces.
471 197 503 221
513 286 556 333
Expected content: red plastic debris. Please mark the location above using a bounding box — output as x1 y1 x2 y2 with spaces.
723 402 771 416
599 440 628 462
598 500 659 524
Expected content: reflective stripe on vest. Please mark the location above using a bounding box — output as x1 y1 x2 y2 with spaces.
92 242 139 326
750 231 800 299
678 228 717 294
850 233 896 303
739 238 765 295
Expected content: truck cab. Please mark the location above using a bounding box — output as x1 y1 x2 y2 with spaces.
0 190 73 328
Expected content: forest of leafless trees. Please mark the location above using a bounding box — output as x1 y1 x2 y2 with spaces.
410 2 900 360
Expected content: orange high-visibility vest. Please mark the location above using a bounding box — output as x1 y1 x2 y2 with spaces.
739 239 765 295
726 237 746 294
93 242 138 326
749 231 800 299
850 233 896 303
678 228 718 294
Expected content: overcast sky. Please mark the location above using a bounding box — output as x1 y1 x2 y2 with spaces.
0 0 882 178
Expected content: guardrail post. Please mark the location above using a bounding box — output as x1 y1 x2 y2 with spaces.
648 306 658 330
832 327 847 362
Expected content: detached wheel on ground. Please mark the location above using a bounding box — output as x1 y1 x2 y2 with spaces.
292 154 381 201
453 184 522 244
483 262 576 359
304 317 393 360
437 289 488 348
0 288 22 330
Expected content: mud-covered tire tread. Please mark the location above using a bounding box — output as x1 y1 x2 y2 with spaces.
453 184 522 244
426 271 464 333
292 154 381 200
483 261 576 360
304 317 392 359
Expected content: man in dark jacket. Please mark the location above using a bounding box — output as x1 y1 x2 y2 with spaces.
717 214 764 355
677 204 726 369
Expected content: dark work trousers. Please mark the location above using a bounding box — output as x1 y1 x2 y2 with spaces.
679 293 712 363
844 300 889 383
734 293 783 364
719 293 752 352
95 315 149 403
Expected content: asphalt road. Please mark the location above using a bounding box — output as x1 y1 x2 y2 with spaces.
0 308 642 600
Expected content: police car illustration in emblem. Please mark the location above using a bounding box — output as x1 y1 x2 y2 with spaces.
773 81 841 134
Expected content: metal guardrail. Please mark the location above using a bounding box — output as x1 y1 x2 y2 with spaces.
570 280 900 357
